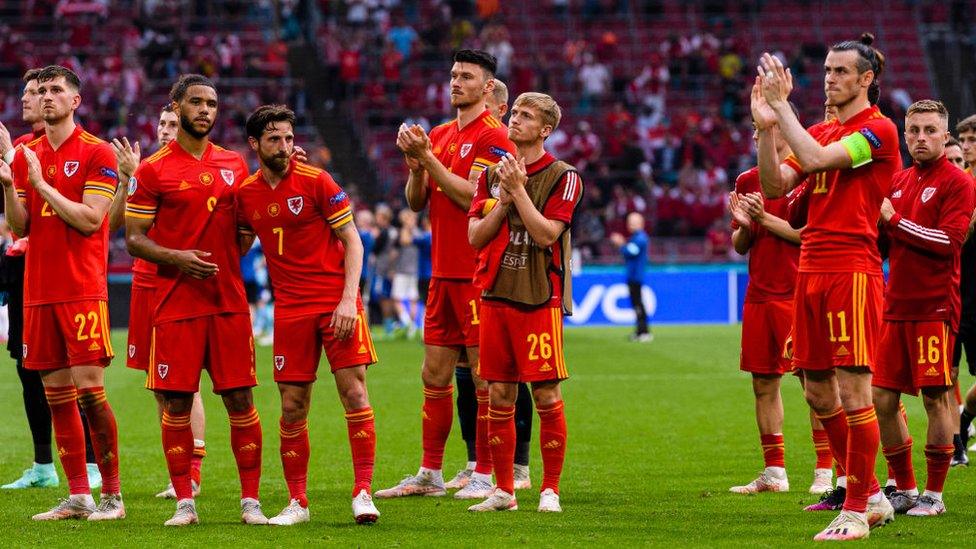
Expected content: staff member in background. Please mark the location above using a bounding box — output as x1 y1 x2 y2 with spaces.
611 212 651 342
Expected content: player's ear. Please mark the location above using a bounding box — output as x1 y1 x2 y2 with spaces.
541 125 552 140
247 136 259 152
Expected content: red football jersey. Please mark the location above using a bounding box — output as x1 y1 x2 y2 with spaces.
427 109 514 280
783 105 902 273
11 126 116 305
469 152 582 306
12 129 42 148
125 140 249 323
236 160 355 318
882 155 975 329
733 167 800 303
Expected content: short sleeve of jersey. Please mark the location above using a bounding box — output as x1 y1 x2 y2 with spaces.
782 122 830 176
542 170 583 223
468 169 492 218
846 117 899 168
125 162 160 220
318 171 352 229
470 127 514 180
82 144 118 201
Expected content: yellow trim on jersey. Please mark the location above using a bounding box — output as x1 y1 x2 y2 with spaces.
27 136 44 147
146 148 172 164
942 323 951 385
84 189 115 201
125 203 157 219
358 311 378 364
294 163 323 177
327 205 351 223
15 189 26 197
125 211 155 220
85 180 116 191
239 173 260 188
551 308 567 378
146 327 157 390
99 301 114 356
79 133 104 145
482 116 502 129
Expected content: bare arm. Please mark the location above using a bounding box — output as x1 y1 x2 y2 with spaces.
469 197 511 249
503 157 565 247
22 146 110 236
759 54 855 174
125 215 219 279
751 78 801 197
331 221 364 340
732 227 752 255
728 192 753 254
0 159 27 236
418 150 476 211
108 138 141 232
404 166 429 211
740 192 801 245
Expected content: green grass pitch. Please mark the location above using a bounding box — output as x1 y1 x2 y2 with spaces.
0 325 974 547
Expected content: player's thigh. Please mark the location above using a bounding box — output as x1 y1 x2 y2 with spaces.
22 304 68 370
477 303 518 383
873 320 915 396
273 315 324 383
126 287 154 371
910 321 954 391
207 313 257 393
512 306 568 383
150 318 208 393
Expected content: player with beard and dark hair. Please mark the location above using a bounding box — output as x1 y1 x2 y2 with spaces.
237 104 380 524
125 74 265 526
755 34 901 540
0 65 123 521
108 103 210 499
377 50 515 500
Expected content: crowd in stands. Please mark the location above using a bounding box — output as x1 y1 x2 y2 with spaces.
0 1 926 266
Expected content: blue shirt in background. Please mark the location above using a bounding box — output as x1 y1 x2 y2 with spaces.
359 228 375 282
623 230 649 282
414 231 432 280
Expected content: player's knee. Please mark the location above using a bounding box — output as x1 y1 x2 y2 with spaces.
221 389 254 413
281 398 309 423
338 384 369 410
162 392 194 414
920 387 951 412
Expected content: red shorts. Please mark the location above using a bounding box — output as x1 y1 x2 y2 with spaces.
478 301 568 383
126 287 153 371
874 320 953 395
273 310 377 383
423 278 480 348
147 313 256 394
23 300 113 370
740 300 793 375
792 272 883 371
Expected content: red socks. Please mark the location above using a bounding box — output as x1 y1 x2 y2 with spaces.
229 407 262 500
844 406 881 513
488 405 516 494
45 386 89 495
345 407 376 496
812 429 833 469
474 389 493 475
882 438 916 491
815 407 849 477
191 442 205 487
760 434 785 468
924 444 953 494
77 386 120 494
421 385 453 470
538 400 567 494
161 410 194 500
279 419 309 507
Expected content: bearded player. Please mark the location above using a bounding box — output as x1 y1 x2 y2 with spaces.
108 104 209 499
125 74 265 526
377 50 515 500
237 104 380 525
0 65 124 521
450 77 535 492
755 34 900 540
873 100 974 517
